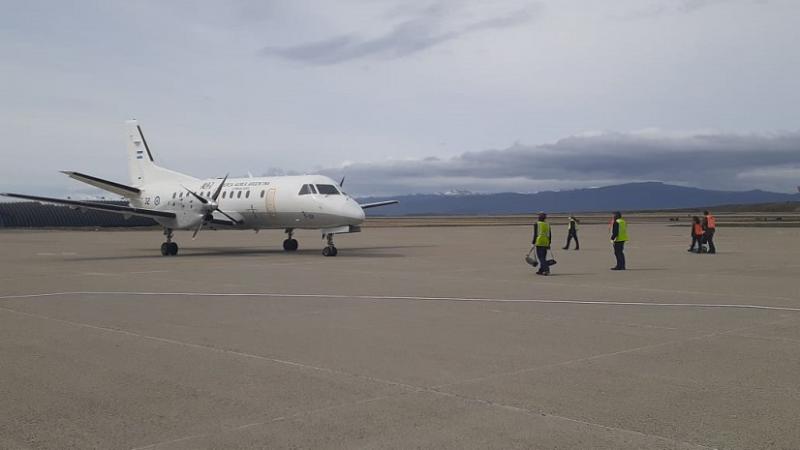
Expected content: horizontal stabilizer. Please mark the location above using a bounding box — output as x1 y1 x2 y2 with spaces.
0 193 176 220
61 171 141 198
359 200 399 209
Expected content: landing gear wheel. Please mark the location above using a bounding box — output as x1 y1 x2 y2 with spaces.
161 228 178 256
283 238 299 251
322 233 338 257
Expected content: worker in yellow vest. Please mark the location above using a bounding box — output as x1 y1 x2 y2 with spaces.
532 212 552 276
610 211 628 270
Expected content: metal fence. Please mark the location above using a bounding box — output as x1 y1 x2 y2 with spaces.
0 201 157 228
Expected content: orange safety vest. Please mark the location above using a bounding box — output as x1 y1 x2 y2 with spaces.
693 223 704 236
706 214 716 229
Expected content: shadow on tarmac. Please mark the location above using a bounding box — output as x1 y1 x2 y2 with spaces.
67 245 437 261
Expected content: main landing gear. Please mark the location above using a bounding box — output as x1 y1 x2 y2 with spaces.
160 228 179 256
283 229 299 252
322 233 338 257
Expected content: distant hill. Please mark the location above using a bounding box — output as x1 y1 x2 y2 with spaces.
359 182 800 216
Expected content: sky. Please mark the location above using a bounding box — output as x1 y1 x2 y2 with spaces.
1 0 799 197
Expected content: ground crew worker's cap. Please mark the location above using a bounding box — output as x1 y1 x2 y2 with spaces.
538 212 547 220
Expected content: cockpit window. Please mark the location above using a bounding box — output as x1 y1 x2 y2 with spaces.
316 184 340 195
298 184 312 195
309 184 317 194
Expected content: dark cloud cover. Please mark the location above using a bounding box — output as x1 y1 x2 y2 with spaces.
320 131 800 196
261 5 538 65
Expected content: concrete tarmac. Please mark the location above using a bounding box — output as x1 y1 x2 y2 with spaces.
1 223 799 449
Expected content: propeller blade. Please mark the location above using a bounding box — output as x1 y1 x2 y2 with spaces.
192 221 203 240
216 209 241 224
211 174 228 201
183 187 208 204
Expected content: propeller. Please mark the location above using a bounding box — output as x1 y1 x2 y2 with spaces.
183 174 241 240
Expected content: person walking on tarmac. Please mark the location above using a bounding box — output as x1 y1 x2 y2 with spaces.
610 211 628 270
702 210 717 254
563 215 580 250
532 212 552 276
688 216 705 253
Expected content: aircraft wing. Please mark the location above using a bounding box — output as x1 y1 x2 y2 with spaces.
359 200 399 209
0 193 176 219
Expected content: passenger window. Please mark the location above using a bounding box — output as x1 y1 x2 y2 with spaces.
172 192 176 199
298 184 311 195
222 192 226 199
245 191 250 199
237 191 242 198
316 184 340 195
179 192 184 198
260 190 265 198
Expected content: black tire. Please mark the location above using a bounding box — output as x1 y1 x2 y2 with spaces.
169 242 179 256
160 243 169 256
283 239 299 251
322 246 332 257
330 246 338 257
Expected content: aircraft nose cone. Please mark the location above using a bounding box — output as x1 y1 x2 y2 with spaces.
346 202 365 223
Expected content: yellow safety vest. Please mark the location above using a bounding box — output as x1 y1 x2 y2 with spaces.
614 218 628 242
535 221 551 247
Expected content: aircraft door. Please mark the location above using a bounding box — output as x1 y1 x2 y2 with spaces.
266 188 277 217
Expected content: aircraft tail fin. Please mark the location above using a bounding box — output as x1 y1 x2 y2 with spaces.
125 120 197 186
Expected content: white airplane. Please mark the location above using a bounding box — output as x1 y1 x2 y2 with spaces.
1 120 397 256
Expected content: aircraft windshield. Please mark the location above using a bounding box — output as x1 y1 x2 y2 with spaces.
316 184 340 195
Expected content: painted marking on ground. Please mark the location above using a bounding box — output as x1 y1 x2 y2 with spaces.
0 304 716 450
1 291 799 313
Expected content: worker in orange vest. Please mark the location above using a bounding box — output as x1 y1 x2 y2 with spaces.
702 210 717 254
688 216 705 253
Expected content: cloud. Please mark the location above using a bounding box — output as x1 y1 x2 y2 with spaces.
261 4 538 65
626 0 764 18
319 130 800 195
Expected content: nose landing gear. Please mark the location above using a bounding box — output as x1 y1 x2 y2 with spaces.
322 233 338 257
283 229 299 251
160 228 179 256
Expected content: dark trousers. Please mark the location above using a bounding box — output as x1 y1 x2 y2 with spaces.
536 246 550 273
690 235 703 251
564 230 579 249
613 241 626 269
704 229 716 253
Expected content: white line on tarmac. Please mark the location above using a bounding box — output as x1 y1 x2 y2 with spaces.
0 304 715 450
432 317 795 390
1 291 799 313
78 270 170 277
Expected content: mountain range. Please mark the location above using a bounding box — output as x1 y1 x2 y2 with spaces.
358 182 800 215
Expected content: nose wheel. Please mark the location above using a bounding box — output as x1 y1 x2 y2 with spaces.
322 233 338 257
283 229 299 251
160 228 179 256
